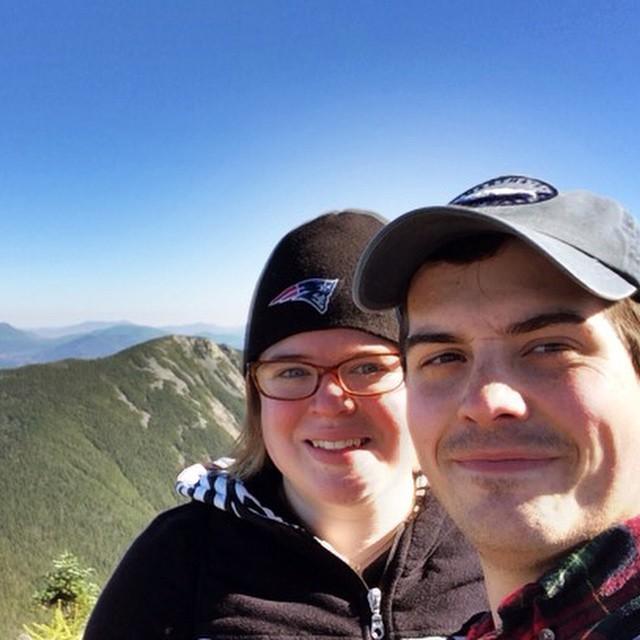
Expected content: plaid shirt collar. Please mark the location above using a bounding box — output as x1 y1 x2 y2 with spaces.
456 515 640 639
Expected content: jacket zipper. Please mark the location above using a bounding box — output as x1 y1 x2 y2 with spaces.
361 519 413 640
367 587 385 639
268 521 390 640
257 486 422 640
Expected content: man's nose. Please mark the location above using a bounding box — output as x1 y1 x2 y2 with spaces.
457 364 528 426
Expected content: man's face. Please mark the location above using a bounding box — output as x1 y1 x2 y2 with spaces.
404 238 640 569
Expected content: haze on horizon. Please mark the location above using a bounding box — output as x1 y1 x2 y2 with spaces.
2 1 639 328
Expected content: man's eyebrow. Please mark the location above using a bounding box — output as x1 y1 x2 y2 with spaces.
506 311 587 336
405 333 461 351
405 311 587 351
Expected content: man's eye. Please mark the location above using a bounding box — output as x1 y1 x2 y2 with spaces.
423 352 466 366
529 342 570 354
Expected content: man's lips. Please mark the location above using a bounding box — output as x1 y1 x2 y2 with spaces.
450 451 560 472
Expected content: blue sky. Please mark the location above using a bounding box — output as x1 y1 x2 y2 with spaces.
2 0 639 328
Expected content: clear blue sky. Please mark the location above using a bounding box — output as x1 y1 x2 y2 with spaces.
2 0 639 328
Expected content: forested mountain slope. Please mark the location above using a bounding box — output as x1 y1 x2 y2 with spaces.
0 336 244 637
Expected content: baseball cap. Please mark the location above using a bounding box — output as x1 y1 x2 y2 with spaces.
354 175 640 311
243 209 399 368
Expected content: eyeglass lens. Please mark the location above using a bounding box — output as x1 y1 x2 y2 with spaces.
254 353 403 400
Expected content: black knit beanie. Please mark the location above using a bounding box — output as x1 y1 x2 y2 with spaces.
243 210 398 368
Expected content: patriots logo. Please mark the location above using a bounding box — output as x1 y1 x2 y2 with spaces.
269 278 339 314
449 175 558 207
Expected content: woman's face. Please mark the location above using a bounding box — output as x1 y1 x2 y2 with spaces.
259 328 416 510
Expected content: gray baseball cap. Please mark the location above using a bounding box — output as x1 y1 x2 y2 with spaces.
354 176 640 310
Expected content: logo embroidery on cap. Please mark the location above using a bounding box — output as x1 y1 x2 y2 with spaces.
449 175 558 207
269 278 339 314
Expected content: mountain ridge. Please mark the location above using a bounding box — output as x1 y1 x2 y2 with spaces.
0 321 244 368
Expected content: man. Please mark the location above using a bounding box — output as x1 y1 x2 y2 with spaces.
354 175 640 639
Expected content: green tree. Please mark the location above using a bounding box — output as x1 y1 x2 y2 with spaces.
33 551 98 615
22 552 98 640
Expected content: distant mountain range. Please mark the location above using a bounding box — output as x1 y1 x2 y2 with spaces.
0 335 245 637
0 321 244 368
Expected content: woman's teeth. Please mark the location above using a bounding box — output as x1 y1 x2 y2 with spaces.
309 438 367 450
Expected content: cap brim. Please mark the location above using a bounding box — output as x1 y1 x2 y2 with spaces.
354 205 637 310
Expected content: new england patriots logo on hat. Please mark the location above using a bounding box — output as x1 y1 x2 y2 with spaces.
269 278 339 314
449 175 558 207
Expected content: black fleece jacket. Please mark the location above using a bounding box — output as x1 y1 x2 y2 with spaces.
84 465 487 639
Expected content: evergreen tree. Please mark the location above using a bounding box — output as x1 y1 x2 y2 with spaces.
22 552 98 640
33 551 99 614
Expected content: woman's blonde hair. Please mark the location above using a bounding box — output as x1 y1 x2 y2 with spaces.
228 373 268 479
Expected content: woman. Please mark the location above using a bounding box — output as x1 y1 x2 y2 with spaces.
85 210 486 639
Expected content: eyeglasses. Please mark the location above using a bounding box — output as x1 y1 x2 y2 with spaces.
249 353 404 401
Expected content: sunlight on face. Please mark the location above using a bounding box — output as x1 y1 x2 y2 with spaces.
404 240 640 569
259 328 416 513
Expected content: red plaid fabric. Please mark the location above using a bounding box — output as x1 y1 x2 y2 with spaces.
452 516 640 639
